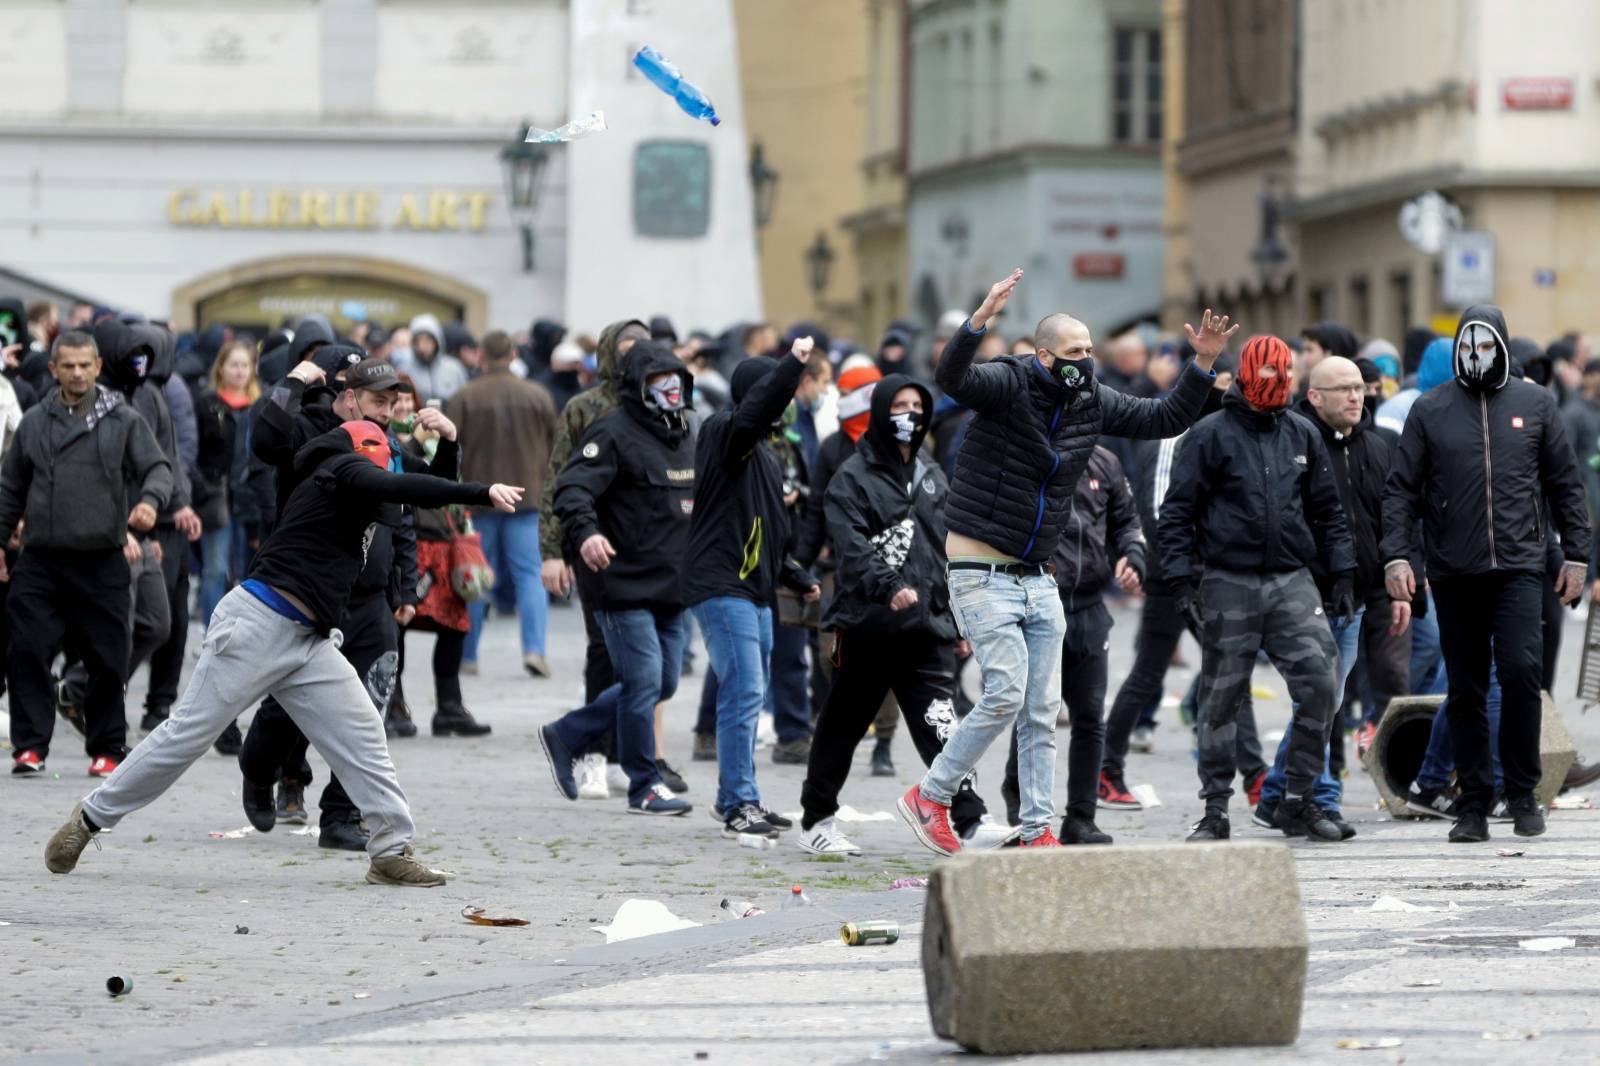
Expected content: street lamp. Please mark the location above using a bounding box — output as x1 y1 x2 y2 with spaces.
500 122 549 273
749 141 779 232
1250 189 1290 288
805 230 835 304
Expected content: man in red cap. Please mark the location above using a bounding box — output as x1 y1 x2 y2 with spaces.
44 421 523 887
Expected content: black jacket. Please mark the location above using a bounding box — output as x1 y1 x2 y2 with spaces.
95 319 192 517
821 375 956 640
937 320 1213 563
683 353 815 607
1294 397 1395 601
1055 446 1144 609
553 342 696 610
1159 385 1356 583
1382 304 1590 578
794 428 858 569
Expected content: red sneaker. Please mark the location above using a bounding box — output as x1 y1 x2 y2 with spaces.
12 750 45 776
897 784 962 856
1096 770 1143 810
1021 829 1062 848
88 755 120 778
1245 768 1267 807
1356 721 1377 758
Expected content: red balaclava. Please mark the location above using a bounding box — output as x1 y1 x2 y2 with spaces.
342 419 392 470
836 363 883 442
1238 335 1293 410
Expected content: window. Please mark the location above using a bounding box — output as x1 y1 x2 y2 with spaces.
633 141 711 238
1112 27 1162 145
1389 270 1413 337
1308 283 1334 323
1349 275 1370 336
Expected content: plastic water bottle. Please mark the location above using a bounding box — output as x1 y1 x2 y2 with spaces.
632 45 721 126
720 898 765 919
782 885 812 909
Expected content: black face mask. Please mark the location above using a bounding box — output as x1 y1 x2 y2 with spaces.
889 411 925 443
1056 356 1095 392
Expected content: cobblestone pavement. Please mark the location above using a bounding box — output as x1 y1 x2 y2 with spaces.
4 599 1600 1064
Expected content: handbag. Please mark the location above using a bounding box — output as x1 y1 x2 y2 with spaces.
442 508 496 603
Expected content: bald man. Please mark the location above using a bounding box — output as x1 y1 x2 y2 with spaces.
897 269 1232 852
1160 336 1356 843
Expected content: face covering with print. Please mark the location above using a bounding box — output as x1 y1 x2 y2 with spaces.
647 376 684 412
1455 320 1507 392
889 411 924 443
1056 356 1095 392
1239 335 1293 410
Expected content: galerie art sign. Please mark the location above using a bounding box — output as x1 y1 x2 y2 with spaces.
167 188 496 232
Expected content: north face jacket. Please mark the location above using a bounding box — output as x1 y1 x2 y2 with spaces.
1054 445 1145 609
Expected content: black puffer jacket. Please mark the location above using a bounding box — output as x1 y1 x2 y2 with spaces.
1294 397 1393 601
1055 446 1144 610
937 321 1213 563
1159 384 1356 582
553 342 696 610
1382 304 1590 578
821 375 956 640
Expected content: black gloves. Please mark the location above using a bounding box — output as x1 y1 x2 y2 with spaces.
1329 573 1356 625
1172 576 1203 632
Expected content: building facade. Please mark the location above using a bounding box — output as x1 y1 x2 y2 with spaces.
0 0 761 337
905 0 1166 344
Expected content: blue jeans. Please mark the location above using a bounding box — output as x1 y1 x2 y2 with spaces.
548 608 685 803
766 617 812 743
1409 608 1449 696
1259 608 1363 812
464 511 548 660
198 524 233 630
1415 663 1504 793
922 570 1065 840
694 596 773 814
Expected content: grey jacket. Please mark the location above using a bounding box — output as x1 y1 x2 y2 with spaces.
0 386 174 551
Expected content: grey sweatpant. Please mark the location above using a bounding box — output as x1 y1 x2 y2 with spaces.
82 587 415 858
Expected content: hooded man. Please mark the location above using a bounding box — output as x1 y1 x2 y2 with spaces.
1382 305 1591 843
1160 335 1356 843
256 316 332 390
45 420 523 887
796 373 1013 854
394 314 468 404
539 342 697 816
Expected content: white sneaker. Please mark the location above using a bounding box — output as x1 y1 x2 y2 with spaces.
606 762 629 793
755 713 777 750
960 815 1021 850
576 754 609 800
795 817 862 855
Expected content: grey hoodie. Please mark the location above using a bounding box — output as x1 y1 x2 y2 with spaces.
394 313 469 403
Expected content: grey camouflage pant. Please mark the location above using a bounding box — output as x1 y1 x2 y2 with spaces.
1195 568 1337 806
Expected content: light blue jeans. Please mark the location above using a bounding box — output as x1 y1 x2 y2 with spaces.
1258 608 1363 812
694 596 774 815
198 524 233 629
464 510 548 660
922 569 1065 841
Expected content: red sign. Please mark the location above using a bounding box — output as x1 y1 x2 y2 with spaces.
1501 77 1574 111
1073 253 1125 280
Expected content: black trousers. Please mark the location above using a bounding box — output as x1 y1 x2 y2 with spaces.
62 546 170 714
799 630 987 835
1003 602 1110 822
7 547 131 760
1358 591 1410 727
397 621 466 705
238 589 396 825
143 526 190 714
1431 571 1545 813
1102 588 1187 775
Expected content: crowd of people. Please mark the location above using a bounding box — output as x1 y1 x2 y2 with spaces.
4 265 1597 883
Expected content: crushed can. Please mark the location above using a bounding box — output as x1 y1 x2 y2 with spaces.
840 921 899 946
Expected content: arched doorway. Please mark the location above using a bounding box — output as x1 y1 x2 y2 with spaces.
169 254 488 336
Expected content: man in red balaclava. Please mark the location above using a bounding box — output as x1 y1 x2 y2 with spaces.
1158 335 1358 844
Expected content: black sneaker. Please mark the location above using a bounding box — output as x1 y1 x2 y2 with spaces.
709 803 791 830
656 758 688 793
276 783 308 826
1489 795 1513 823
140 710 169 734
1448 808 1490 843
629 784 693 816
723 803 780 839
1507 795 1546 838
242 777 276 833
433 701 492 737
1251 799 1278 830
537 724 579 801
1405 783 1458 821
318 819 369 852
1061 813 1112 845
1274 799 1342 842
213 721 243 756
385 700 418 739
1186 810 1230 842
1323 808 1358 840
870 738 895 777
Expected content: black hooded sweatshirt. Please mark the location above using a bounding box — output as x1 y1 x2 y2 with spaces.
683 353 816 607
248 428 492 632
1382 303 1590 579
552 342 696 610
256 318 334 389
820 374 956 640
95 319 191 515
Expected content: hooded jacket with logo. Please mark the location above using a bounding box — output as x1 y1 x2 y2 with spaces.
1159 384 1356 582
1382 304 1590 579
96 319 192 518
553 343 696 611
820 375 955 640
1054 446 1144 610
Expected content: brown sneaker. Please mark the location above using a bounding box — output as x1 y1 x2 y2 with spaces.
45 802 100 874
523 652 552 678
365 845 448 888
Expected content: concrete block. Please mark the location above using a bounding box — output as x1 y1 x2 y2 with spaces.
1364 691 1575 816
922 843 1306 1054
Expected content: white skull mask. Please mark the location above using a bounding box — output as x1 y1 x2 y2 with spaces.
1455 320 1506 391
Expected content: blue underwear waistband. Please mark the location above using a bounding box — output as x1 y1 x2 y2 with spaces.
242 579 314 628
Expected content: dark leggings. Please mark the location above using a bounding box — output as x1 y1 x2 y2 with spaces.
397 624 466 705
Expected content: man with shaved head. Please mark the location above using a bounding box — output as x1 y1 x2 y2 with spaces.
896 270 1233 852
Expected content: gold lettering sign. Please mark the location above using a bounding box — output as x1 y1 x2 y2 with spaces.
167 188 494 232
